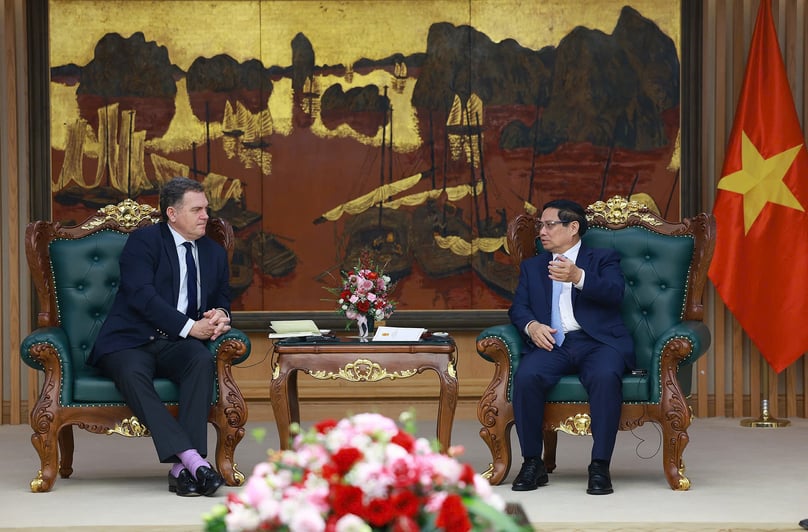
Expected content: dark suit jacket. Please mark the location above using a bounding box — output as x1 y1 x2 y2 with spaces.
508 244 633 359
89 222 231 365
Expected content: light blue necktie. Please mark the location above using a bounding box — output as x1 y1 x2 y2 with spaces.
550 263 565 347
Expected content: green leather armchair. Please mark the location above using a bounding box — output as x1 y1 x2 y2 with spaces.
476 196 715 490
21 199 251 492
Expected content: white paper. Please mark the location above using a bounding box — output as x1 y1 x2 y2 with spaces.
268 319 321 338
372 326 426 341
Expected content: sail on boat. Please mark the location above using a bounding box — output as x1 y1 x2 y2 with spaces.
54 103 154 207
242 106 273 149
393 60 407 79
54 118 95 194
446 93 484 166
313 172 424 224
222 100 243 137
150 153 243 212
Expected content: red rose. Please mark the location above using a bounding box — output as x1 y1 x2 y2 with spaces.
391 430 415 453
330 484 364 518
366 497 395 527
357 300 371 313
436 493 472 532
315 419 338 434
460 463 476 485
390 490 420 518
331 447 363 476
367 271 379 280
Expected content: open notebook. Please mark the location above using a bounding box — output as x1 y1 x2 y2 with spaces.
268 320 326 338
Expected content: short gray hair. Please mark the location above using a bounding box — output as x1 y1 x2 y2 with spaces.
158 177 204 220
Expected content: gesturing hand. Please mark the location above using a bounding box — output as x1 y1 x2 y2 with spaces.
548 255 582 284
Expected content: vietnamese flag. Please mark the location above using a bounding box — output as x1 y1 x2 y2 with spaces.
709 0 808 373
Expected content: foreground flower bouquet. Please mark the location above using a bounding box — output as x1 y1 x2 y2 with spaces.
204 412 529 532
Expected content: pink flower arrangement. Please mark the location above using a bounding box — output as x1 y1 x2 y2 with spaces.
203 412 527 532
328 251 396 326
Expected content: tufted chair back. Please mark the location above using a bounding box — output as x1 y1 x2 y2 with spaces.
582 226 695 396
49 231 128 383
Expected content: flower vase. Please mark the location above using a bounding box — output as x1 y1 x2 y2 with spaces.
356 315 374 337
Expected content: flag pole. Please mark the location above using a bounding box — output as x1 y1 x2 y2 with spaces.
740 360 789 428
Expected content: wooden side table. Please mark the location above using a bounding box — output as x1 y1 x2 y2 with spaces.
270 337 458 451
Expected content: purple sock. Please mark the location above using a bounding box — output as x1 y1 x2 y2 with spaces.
177 449 210 478
169 463 185 478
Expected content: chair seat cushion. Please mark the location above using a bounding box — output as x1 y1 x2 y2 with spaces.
72 376 180 404
546 374 650 402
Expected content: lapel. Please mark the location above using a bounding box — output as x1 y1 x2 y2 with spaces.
571 244 592 306
539 252 553 310
160 223 182 305
196 237 208 311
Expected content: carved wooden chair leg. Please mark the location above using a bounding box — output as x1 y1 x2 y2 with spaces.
542 429 558 473
661 391 693 490
477 400 514 485
29 422 60 492
212 415 246 487
58 425 75 479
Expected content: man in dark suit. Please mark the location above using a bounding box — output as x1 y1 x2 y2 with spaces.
508 199 634 495
90 177 232 497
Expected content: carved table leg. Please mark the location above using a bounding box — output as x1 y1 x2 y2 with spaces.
58 425 75 478
435 360 458 452
270 364 295 450
542 429 558 473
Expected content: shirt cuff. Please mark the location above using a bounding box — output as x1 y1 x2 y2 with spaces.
574 269 586 289
180 319 194 338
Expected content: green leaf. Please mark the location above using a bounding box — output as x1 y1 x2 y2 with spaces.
462 497 531 532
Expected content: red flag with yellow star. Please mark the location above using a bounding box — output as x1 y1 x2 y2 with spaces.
709 0 808 372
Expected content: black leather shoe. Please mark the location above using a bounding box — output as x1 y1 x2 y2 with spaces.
587 461 613 495
168 469 200 497
195 465 225 496
512 457 549 491
799 518 808 530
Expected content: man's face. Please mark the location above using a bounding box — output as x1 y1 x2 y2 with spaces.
538 207 579 254
167 190 209 241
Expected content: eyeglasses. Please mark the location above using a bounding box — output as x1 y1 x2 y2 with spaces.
536 220 570 230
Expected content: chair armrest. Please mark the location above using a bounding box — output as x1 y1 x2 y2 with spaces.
206 327 251 365
643 320 711 403
21 327 71 372
652 320 711 367
476 324 524 366
20 327 75 406
476 324 525 403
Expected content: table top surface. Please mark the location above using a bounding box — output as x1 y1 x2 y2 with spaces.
272 334 456 353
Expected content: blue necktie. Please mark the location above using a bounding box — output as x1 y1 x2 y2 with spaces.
550 273 565 347
182 242 198 319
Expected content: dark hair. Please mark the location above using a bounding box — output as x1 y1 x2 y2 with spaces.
159 177 205 220
542 199 588 236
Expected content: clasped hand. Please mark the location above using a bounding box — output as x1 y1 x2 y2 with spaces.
190 308 231 341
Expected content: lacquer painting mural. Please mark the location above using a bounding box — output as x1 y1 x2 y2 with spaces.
48 0 681 313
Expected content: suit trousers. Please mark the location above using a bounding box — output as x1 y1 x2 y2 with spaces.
98 337 215 463
512 329 628 462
